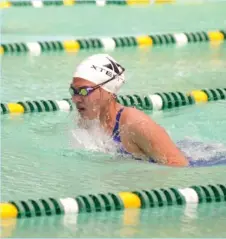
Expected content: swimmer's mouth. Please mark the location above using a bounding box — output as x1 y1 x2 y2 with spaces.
77 106 86 112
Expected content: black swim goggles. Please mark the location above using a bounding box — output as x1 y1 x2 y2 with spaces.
69 66 125 97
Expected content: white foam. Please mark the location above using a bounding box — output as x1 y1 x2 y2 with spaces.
71 119 118 153
178 138 226 163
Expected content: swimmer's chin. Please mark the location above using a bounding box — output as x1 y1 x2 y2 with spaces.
77 111 98 121
77 117 100 130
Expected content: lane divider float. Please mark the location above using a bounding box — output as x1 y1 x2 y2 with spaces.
0 30 225 56
0 0 178 9
1 88 226 114
0 184 225 219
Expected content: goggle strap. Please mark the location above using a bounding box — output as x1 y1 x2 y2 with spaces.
94 67 125 89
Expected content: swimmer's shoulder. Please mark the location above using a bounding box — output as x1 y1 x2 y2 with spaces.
118 105 157 129
118 106 158 154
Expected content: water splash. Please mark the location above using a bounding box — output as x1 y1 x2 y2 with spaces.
70 119 118 155
70 118 226 167
177 138 226 167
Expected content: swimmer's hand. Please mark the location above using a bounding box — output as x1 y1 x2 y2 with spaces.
126 110 188 167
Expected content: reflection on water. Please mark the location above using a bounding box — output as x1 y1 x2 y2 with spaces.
3 203 226 238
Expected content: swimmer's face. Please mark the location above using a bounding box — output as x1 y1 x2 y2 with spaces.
71 77 111 120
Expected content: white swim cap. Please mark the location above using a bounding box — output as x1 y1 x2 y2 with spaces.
73 54 125 94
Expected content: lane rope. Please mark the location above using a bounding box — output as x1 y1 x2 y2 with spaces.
1 88 226 115
1 184 225 219
1 30 225 56
0 0 182 9
2 0 226 8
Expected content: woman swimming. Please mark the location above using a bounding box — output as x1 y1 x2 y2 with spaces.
69 54 188 166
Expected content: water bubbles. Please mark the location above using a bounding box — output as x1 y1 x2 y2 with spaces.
70 119 118 155
177 138 226 167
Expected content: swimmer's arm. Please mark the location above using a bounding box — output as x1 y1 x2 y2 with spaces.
128 117 188 167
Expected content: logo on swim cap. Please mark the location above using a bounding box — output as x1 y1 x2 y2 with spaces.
73 54 125 94
103 57 122 75
91 65 114 78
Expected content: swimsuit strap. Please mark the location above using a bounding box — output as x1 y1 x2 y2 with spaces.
112 108 124 142
112 108 156 163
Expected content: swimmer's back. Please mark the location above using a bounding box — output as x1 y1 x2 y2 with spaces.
112 104 188 166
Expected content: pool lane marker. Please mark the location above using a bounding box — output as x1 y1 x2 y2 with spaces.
1 184 225 219
0 203 18 219
178 188 199 203
119 192 141 208
1 88 226 115
7 103 25 114
59 198 79 214
0 1 11 8
0 0 177 8
0 29 225 56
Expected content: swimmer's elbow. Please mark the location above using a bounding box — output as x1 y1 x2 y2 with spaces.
150 151 188 167
130 122 188 167
166 155 189 167
147 129 189 167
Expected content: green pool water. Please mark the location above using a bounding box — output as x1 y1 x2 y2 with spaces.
1 2 226 238
2 1 226 42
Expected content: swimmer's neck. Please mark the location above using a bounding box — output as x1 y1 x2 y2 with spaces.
99 101 121 134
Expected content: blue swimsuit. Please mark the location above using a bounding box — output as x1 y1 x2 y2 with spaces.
112 108 155 163
111 108 226 167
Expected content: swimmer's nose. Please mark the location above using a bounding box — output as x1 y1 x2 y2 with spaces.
72 95 83 103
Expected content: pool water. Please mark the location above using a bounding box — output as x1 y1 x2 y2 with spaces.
1 2 226 238
2 2 226 42
3 203 226 238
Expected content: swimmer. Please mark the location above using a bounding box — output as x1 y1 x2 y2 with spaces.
69 54 188 167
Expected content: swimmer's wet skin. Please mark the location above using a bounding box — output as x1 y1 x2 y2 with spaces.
70 54 188 167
